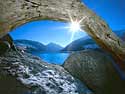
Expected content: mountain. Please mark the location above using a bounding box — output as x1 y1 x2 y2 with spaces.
62 30 125 52
14 30 125 53
14 40 46 53
14 40 63 53
46 43 63 52
62 36 99 51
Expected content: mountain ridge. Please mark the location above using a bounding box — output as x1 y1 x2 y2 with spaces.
45 42 63 52
14 40 63 53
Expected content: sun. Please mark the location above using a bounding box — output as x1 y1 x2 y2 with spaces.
66 11 86 41
69 20 81 32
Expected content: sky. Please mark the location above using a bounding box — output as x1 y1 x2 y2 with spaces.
10 0 125 46
83 0 125 30
10 21 87 47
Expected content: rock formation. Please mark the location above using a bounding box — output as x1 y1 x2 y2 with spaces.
0 0 125 71
0 49 93 94
0 34 16 55
0 0 125 94
63 50 125 94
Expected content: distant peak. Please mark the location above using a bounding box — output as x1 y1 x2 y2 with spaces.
47 42 56 45
46 42 63 48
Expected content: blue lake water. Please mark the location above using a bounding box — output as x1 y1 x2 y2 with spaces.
38 53 70 65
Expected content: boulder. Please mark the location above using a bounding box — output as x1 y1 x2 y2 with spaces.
63 50 125 94
0 49 93 94
0 34 14 55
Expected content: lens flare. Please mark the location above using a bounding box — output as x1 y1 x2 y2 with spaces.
67 11 86 41
69 20 81 32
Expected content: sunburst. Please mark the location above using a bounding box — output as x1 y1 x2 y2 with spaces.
66 12 86 41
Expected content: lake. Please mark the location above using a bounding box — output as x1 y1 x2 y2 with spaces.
38 53 70 65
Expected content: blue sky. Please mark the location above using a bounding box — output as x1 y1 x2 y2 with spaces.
83 0 125 30
10 0 125 46
10 21 87 47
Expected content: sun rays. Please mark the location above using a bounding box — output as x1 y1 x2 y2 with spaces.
66 11 86 41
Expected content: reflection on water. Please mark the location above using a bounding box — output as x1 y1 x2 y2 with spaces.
39 53 70 65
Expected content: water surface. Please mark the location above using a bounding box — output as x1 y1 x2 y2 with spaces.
39 53 70 65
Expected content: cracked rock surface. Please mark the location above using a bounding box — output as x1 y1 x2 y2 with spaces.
0 49 93 94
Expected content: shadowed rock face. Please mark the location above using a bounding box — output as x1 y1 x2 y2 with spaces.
0 73 31 94
0 49 93 94
63 50 125 94
0 34 15 55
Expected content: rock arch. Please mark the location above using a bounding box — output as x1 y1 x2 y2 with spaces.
0 0 125 71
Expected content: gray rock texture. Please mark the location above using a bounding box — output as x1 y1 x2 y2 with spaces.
0 49 93 94
63 50 125 94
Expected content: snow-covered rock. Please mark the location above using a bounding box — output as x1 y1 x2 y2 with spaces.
0 49 92 94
